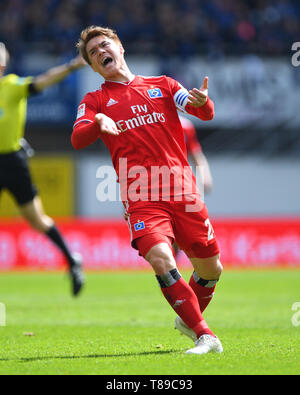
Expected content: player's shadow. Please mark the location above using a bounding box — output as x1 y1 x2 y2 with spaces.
0 349 182 363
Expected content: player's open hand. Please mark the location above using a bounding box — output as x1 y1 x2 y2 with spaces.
95 113 121 135
188 76 209 107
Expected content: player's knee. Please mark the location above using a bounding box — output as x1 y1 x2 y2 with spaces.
213 259 223 279
205 257 223 280
146 249 176 276
150 256 175 276
192 255 223 280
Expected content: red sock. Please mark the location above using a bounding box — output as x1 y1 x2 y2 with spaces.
189 272 218 313
157 270 214 338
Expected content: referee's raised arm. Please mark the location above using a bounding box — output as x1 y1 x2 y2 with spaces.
32 55 86 92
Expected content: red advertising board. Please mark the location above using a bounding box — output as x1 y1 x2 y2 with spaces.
0 218 300 271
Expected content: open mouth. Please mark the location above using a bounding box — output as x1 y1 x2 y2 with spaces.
102 57 113 67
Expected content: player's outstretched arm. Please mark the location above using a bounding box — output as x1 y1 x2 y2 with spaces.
32 55 86 92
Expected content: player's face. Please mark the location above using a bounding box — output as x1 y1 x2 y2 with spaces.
86 35 125 79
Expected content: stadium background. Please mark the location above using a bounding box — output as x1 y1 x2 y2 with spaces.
1 0 300 271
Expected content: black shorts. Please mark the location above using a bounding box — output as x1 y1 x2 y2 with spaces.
0 150 38 206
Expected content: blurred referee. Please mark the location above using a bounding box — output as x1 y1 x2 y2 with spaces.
0 42 85 296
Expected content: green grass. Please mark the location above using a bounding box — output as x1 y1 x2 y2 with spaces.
0 269 299 375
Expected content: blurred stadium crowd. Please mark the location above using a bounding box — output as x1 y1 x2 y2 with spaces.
1 0 299 157
1 0 299 59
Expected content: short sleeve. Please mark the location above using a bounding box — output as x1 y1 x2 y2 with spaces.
7 74 32 100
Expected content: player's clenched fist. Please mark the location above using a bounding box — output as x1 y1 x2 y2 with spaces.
188 76 209 107
95 113 121 135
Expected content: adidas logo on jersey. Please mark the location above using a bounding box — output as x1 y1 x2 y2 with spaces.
106 98 118 107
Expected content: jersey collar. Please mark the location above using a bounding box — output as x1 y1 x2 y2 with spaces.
104 75 136 87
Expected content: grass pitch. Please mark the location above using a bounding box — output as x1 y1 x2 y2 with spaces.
0 269 299 375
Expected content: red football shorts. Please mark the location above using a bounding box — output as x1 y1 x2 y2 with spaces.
125 195 220 259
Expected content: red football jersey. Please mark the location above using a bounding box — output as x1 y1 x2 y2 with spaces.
72 75 214 205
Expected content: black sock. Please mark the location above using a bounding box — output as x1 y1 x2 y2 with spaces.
45 225 74 268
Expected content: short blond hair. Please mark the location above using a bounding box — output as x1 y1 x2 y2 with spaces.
0 42 9 67
77 26 121 65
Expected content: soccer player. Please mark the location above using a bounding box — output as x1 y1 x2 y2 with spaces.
72 26 223 354
0 42 85 296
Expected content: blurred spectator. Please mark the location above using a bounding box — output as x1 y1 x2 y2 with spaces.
0 0 299 60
